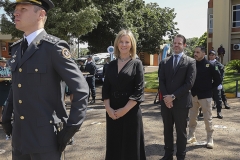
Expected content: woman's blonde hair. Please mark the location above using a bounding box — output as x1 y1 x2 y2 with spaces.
113 29 137 59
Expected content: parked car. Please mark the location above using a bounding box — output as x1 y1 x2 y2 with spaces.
95 57 109 81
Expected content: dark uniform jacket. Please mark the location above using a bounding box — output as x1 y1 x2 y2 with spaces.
85 61 97 76
159 54 196 108
212 60 224 83
191 57 221 99
2 30 89 154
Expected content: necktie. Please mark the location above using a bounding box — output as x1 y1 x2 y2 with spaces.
173 55 178 70
22 38 28 56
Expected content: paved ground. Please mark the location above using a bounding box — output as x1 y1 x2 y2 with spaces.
1 66 240 160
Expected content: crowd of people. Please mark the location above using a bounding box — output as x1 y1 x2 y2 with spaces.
0 0 232 160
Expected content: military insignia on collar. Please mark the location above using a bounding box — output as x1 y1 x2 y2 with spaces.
206 64 209 67
62 48 71 59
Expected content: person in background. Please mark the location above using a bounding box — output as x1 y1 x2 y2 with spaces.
102 29 146 160
217 44 225 64
0 57 11 123
85 55 97 104
187 46 221 149
159 34 196 160
102 57 110 80
209 51 230 115
1 0 89 159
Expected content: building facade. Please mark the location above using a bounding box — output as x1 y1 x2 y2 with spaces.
207 0 240 64
0 14 15 59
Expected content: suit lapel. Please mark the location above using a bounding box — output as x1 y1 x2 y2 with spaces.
19 31 47 67
172 54 186 77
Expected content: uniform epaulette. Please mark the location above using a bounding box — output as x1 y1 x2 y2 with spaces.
11 38 23 48
43 34 60 44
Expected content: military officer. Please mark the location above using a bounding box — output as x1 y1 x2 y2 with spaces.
209 50 225 119
85 55 97 104
0 57 11 123
1 0 89 159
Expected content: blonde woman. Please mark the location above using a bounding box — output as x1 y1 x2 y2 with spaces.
102 29 146 160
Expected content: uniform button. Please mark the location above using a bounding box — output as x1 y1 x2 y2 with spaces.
50 120 53 124
19 100 22 104
18 84 22 88
19 68 22 72
35 69 38 72
20 116 24 120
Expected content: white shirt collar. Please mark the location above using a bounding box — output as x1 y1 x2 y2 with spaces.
173 52 184 58
24 28 44 46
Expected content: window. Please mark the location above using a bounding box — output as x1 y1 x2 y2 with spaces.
209 14 213 29
233 4 240 28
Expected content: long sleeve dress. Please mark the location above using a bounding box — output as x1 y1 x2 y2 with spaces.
102 58 146 160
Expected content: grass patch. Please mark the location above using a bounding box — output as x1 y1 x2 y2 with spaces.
144 71 158 89
144 70 240 93
223 70 240 93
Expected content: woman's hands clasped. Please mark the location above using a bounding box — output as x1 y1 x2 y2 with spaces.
106 107 129 120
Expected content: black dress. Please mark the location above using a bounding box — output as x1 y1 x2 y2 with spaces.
102 59 146 160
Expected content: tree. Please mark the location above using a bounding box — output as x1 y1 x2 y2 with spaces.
185 37 198 57
80 0 178 54
197 32 207 50
135 2 178 54
0 0 102 42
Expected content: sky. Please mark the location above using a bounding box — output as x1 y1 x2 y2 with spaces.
145 0 209 38
0 0 209 46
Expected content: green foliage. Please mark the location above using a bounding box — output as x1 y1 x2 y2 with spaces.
185 37 198 57
197 32 207 49
226 60 240 73
80 0 178 54
0 0 102 42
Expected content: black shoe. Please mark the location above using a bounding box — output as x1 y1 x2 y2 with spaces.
217 112 223 119
90 99 95 104
223 101 230 109
198 112 203 117
160 156 173 160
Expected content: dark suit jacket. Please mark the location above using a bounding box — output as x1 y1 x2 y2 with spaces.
159 54 196 108
2 30 89 154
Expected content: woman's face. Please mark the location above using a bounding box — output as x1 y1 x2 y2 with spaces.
118 35 132 55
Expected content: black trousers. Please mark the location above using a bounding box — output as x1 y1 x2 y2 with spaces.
221 87 227 102
86 76 96 98
161 104 189 159
212 88 222 112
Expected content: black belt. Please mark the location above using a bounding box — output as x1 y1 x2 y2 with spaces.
111 91 130 98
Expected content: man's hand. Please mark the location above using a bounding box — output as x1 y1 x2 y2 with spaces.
57 126 80 152
2 122 12 136
163 95 174 108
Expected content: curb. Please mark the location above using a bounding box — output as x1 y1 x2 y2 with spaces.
144 88 237 98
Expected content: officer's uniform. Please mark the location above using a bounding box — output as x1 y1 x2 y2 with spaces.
2 26 89 158
85 57 97 103
209 58 224 118
188 57 221 147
